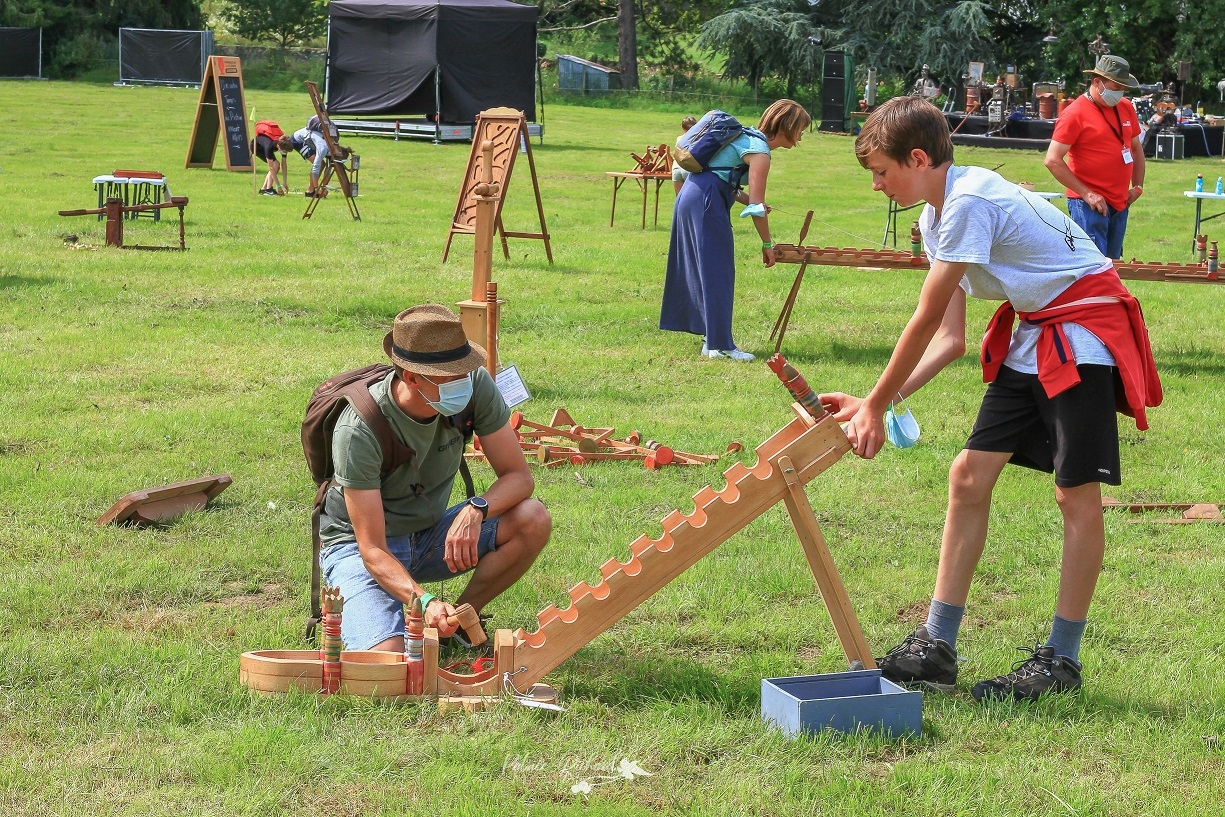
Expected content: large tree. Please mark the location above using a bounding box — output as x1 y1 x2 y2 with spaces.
223 0 327 49
697 0 823 100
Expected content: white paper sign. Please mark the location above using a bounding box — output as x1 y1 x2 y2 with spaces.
495 364 531 408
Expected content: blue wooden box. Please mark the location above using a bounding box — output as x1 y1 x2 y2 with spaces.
761 669 922 739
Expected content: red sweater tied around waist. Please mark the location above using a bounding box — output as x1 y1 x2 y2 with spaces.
980 268 1162 430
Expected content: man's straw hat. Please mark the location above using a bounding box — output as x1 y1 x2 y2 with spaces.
1084 55 1139 89
382 304 486 377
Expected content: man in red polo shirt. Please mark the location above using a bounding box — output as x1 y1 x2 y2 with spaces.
1044 55 1146 260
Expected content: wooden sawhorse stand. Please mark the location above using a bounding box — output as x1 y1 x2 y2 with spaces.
58 196 190 250
303 81 361 221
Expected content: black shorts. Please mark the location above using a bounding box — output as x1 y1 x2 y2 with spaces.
254 134 280 163
965 364 1121 487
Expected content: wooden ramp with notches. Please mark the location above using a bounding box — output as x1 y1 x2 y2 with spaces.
504 403 875 692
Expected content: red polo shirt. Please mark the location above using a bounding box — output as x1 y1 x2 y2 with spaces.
1052 94 1140 212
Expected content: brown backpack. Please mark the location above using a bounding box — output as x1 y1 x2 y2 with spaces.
301 362 474 641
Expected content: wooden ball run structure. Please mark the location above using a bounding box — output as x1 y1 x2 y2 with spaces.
243 358 877 706
769 210 1225 352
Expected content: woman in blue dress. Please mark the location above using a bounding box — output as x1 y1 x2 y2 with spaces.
660 99 811 361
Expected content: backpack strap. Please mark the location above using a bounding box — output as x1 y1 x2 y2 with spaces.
307 382 416 643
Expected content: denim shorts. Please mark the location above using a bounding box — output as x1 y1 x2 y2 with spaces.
319 502 500 649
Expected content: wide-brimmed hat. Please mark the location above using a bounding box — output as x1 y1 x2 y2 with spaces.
382 304 486 377
1084 55 1139 89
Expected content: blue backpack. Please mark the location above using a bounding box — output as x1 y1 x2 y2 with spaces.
674 110 764 182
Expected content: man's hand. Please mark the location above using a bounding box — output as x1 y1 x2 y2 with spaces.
843 401 886 460
1083 189 1109 215
424 598 458 637
816 392 863 422
444 503 483 573
1126 187 1143 206
762 246 776 267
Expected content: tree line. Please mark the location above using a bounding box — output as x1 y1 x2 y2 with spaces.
6 0 1225 104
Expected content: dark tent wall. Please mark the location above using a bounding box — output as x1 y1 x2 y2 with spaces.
326 0 537 124
0 28 41 78
119 28 213 84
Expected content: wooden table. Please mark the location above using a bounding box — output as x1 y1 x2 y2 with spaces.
606 171 672 229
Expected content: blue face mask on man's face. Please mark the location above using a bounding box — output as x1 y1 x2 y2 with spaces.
421 373 473 416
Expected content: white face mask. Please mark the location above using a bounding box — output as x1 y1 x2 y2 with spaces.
1097 82 1125 107
420 373 473 416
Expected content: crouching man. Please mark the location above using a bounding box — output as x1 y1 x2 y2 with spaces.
319 304 551 650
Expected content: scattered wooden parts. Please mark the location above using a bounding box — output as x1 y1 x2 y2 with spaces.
470 409 730 469
1102 497 1224 523
97 474 231 527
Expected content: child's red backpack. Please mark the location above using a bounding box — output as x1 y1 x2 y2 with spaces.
254 120 285 141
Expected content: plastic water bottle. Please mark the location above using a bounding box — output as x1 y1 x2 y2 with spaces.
1216 177 1223 195
1196 173 1204 192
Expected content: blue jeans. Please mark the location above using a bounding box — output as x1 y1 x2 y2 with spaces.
320 502 500 649
1067 197 1129 259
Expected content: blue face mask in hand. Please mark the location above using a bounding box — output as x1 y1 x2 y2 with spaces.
884 397 920 449
421 372 473 416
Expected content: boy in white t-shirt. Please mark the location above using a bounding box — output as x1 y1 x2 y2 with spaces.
819 96 1161 702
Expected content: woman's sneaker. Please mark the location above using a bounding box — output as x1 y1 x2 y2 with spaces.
706 347 755 362
971 644 1082 703
876 625 959 692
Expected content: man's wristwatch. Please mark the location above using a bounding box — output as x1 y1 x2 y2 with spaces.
467 495 489 521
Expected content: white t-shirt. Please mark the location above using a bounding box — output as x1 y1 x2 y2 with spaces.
919 165 1116 373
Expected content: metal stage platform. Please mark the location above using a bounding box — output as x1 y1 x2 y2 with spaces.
331 118 544 143
944 112 1221 157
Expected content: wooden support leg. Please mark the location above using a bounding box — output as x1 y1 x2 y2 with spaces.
770 256 809 353
105 197 124 248
776 455 876 670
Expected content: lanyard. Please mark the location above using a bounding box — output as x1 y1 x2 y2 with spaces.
1094 98 1126 146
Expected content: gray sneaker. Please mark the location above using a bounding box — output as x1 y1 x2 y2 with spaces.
876 625 959 692
972 644 1082 703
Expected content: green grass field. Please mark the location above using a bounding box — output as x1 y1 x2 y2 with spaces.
2 81 1223 816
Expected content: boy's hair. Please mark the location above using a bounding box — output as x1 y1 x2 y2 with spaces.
757 99 812 140
854 96 953 168
681 115 697 131
276 134 293 153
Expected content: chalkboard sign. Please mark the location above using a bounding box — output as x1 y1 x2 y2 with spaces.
185 56 253 172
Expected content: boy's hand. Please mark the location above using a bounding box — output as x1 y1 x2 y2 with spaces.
843 403 886 459
817 392 862 421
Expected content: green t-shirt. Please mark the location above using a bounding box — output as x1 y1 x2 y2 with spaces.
318 368 511 547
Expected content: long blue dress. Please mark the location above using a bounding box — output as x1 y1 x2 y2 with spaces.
659 132 768 352
659 171 738 350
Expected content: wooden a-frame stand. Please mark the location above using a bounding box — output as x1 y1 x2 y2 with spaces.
302 81 361 221
243 401 875 705
184 56 253 172
442 108 552 265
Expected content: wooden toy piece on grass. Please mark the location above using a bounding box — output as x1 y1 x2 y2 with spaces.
97 474 231 527
59 196 190 251
1102 497 1223 523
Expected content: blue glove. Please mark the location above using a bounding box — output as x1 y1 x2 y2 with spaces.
739 203 767 218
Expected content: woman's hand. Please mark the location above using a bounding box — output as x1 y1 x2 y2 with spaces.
816 392 862 421
762 246 776 267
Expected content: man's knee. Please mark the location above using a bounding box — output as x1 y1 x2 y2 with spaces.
499 497 551 553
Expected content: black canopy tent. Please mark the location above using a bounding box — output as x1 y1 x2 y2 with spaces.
325 0 538 126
